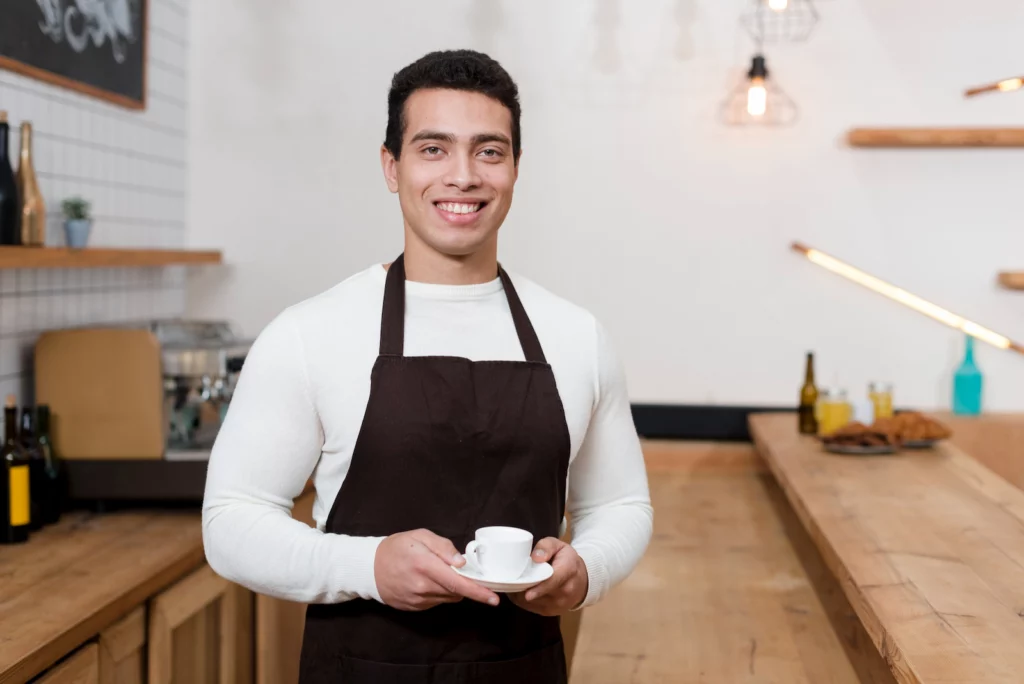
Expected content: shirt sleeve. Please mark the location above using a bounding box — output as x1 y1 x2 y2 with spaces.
201 310 385 604
567 318 654 609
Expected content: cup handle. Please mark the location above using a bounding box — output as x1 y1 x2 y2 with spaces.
464 540 481 570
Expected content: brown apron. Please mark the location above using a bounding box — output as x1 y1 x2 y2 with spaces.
299 253 572 683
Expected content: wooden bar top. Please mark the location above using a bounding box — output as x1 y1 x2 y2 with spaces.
0 509 205 684
750 412 1024 684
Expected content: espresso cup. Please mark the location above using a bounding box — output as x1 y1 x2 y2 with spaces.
464 526 533 582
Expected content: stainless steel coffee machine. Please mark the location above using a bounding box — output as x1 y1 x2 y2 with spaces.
152 319 251 456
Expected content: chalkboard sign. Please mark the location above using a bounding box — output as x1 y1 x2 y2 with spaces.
0 0 147 110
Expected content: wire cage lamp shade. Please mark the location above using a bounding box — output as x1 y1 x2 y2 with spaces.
741 0 819 44
720 54 798 126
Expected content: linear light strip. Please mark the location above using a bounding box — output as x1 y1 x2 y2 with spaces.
964 76 1024 98
791 241 1024 355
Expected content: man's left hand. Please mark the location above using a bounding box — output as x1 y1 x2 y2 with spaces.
508 537 588 616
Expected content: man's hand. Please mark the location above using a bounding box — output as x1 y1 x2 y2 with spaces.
374 529 500 611
509 537 588 616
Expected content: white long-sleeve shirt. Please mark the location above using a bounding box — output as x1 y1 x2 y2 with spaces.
201 262 653 609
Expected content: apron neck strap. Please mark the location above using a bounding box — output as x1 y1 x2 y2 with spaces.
380 253 547 364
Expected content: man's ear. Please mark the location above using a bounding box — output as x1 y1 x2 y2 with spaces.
381 145 399 193
514 148 522 181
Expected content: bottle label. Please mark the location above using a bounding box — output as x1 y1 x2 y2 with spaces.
9 464 29 526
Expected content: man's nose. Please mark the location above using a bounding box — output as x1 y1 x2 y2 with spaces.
443 154 482 190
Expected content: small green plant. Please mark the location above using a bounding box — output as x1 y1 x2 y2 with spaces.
61 196 91 221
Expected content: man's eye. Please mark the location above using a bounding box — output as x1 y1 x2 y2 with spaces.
424 146 442 155
480 149 502 158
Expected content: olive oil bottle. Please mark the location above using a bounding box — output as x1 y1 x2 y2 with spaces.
798 352 818 434
2 394 30 543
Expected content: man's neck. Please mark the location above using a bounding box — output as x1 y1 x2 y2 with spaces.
400 234 499 286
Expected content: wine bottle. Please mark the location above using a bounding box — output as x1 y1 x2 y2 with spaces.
36 405 63 524
1 394 31 543
21 406 47 529
17 121 45 247
798 351 819 434
0 112 20 245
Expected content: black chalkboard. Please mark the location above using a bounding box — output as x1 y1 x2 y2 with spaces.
0 0 147 110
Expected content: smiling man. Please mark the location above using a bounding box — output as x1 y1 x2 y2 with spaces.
202 50 653 683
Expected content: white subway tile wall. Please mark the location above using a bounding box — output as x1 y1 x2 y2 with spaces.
0 0 189 402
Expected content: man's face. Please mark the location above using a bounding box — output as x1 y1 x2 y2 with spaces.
382 88 518 258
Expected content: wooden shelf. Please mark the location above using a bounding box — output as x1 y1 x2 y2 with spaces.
0 246 222 269
847 127 1024 148
998 272 1024 290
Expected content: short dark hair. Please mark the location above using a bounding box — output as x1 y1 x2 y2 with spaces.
384 50 521 162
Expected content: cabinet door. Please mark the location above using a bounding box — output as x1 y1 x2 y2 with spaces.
255 489 315 684
37 643 100 684
148 563 253 684
98 606 145 684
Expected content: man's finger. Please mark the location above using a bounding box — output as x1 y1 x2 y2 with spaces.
413 529 465 567
531 537 564 563
423 561 501 606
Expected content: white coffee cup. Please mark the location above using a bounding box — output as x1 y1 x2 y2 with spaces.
464 526 534 582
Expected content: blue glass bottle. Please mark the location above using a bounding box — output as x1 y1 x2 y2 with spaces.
952 334 983 416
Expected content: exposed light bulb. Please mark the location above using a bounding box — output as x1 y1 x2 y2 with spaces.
747 77 767 116
998 77 1023 93
768 0 789 11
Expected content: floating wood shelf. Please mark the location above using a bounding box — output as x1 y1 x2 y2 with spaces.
998 272 1024 290
0 246 223 269
847 127 1024 148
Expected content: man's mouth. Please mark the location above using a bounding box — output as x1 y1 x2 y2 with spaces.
435 201 486 214
434 201 488 224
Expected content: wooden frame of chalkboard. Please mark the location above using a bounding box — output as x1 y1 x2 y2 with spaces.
0 0 148 110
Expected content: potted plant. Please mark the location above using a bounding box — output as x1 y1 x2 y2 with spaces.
61 196 91 249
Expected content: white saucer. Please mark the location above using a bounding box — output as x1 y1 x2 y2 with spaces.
453 561 553 593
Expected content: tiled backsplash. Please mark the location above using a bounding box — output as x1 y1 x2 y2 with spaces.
0 0 190 403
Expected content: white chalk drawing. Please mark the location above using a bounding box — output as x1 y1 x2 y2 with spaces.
35 0 140 64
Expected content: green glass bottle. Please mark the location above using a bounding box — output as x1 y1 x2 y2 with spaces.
798 352 819 434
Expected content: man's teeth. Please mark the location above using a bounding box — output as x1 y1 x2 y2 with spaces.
437 202 481 214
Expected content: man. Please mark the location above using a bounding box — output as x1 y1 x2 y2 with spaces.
202 49 652 683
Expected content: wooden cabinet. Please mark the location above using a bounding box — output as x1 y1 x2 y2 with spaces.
147 565 253 684
98 607 145 684
36 644 99 684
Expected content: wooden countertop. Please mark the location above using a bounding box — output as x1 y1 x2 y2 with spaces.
0 509 205 684
750 412 1024 684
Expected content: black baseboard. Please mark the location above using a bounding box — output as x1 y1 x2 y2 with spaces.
630 403 791 442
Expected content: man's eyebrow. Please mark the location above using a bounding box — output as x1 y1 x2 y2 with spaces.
408 131 512 147
472 133 512 147
409 130 456 144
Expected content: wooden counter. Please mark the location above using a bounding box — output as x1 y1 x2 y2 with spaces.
0 510 205 683
569 441 893 682
750 412 1024 684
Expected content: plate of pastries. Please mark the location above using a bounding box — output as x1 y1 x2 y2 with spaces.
821 411 952 455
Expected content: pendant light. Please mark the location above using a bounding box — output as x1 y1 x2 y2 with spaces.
741 0 819 44
720 54 797 126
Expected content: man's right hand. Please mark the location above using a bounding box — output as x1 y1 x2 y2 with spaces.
374 529 500 611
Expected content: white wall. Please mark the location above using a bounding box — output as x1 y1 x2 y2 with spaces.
0 0 190 403
187 0 1024 412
